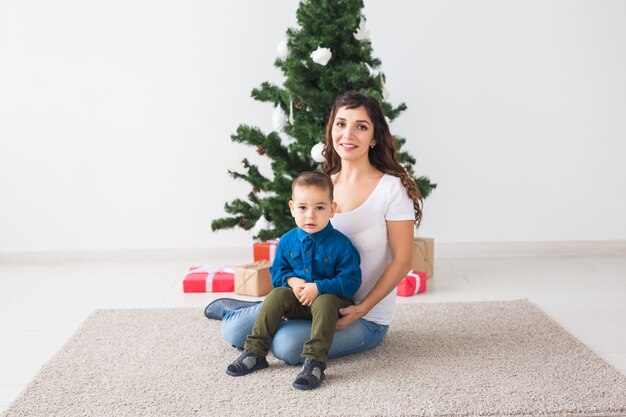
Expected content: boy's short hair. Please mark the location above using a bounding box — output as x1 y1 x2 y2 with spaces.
292 171 334 201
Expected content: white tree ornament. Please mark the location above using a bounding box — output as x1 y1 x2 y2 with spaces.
354 18 369 41
311 143 325 163
272 105 287 132
276 38 289 60
310 46 332 66
282 134 297 145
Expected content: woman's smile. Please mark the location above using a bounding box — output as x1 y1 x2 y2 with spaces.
339 142 358 150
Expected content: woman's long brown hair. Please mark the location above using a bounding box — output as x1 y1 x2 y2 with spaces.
322 91 423 227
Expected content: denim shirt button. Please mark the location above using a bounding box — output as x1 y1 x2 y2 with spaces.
324 257 328 262
305 250 310 254
305 268 309 273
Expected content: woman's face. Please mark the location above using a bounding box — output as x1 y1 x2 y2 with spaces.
331 105 375 163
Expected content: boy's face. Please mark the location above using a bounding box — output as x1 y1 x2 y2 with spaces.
289 185 336 234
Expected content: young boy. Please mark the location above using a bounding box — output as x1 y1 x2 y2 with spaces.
225 171 361 390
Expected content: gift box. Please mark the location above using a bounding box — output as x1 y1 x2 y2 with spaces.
397 270 427 296
234 260 273 297
183 265 235 293
253 239 279 264
412 237 434 278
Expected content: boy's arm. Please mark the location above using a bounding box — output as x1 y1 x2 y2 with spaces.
269 241 298 288
315 245 361 299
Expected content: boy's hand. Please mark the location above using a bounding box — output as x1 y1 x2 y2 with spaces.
298 283 319 306
287 277 307 299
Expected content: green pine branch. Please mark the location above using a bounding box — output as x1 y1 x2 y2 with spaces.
212 0 436 240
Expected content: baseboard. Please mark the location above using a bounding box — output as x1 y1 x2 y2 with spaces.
1 241 625 264
436 240 626 258
0 247 251 265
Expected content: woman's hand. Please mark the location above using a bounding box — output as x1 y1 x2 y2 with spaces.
298 283 319 306
336 304 365 330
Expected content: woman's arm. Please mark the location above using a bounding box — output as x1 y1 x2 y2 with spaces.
336 220 414 329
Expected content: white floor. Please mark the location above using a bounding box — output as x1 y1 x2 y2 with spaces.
1 249 625 413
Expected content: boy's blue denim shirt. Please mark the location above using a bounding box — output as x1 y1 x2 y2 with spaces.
269 221 361 300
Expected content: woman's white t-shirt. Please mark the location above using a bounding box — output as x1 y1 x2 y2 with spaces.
330 173 415 325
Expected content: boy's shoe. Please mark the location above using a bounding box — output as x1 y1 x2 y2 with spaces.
226 349 269 377
292 358 326 390
204 298 261 320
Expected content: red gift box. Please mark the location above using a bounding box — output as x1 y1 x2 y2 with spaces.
183 265 235 293
253 239 279 264
397 270 427 296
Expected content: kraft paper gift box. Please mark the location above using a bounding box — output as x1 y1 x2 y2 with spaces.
253 239 279 264
183 265 235 293
412 237 434 278
397 271 427 296
234 260 273 297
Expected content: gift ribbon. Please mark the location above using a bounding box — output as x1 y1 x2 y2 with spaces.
405 271 423 295
268 240 278 262
188 265 235 292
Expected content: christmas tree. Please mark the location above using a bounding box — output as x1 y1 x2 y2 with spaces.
211 0 436 241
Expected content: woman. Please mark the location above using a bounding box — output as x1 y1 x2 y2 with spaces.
206 91 422 365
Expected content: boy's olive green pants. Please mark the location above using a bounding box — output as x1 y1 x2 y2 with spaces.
244 286 353 363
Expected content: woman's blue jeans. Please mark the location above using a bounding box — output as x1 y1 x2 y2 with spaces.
221 303 389 365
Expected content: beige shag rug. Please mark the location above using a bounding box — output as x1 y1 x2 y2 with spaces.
3 300 626 417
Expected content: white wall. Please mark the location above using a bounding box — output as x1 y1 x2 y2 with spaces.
1 1 625 253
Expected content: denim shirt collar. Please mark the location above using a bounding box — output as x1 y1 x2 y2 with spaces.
296 221 334 243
